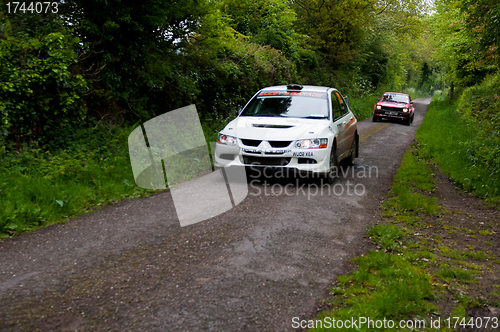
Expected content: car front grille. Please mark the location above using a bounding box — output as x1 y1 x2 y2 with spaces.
243 156 291 166
381 106 402 113
268 141 292 148
241 139 262 147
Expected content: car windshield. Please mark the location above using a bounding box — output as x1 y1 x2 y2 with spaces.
381 93 409 103
240 91 329 119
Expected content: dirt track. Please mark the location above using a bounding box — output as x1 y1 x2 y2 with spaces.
0 98 432 331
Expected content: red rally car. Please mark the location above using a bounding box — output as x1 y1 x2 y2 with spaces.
372 92 415 126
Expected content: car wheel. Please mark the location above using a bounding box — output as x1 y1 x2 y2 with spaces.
405 116 411 126
372 116 378 122
346 135 358 166
324 145 339 184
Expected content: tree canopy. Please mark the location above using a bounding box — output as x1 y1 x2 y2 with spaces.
4 0 496 145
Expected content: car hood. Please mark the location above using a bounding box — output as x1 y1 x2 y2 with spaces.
224 116 329 141
377 101 409 108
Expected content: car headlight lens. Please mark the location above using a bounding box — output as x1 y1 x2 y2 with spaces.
218 133 237 145
403 108 408 113
376 105 381 109
295 138 328 149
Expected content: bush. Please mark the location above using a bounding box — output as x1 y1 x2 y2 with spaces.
417 100 500 205
0 20 87 142
457 75 500 179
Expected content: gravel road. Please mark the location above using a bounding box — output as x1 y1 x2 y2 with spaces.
0 98 432 331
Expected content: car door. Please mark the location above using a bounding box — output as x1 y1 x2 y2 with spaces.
330 91 346 156
333 91 354 156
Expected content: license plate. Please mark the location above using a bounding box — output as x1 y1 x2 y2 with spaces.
389 111 399 115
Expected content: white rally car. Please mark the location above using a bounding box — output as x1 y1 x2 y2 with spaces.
214 85 359 183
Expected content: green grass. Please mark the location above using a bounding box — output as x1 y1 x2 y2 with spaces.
417 100 500 206
436 267 478 284
383 151 441 216
310 150 441 331
0 115 231 238
440 248 491 261
311 137 499 330
311 232 437 331
367 224 404 251
0 125 156 237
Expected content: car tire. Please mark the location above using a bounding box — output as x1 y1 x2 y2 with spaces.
372 115 378 122
346 135 358 166
324 145 339 184
405 116 411 126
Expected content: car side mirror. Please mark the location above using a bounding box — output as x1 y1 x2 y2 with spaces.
237 107 243 116
344 96 351 109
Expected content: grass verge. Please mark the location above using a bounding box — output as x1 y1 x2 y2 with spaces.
0 117 228 238
417 100 500 206
310 144 500 331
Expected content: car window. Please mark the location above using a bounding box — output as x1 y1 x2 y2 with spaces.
240 91 329 119
334 92 348 117
382 93 409 103
331 92 343 120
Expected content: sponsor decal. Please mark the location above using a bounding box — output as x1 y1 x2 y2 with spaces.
242 148 291 154
258 91 326 99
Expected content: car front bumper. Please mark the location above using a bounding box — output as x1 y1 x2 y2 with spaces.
374 110 411 120
214 143 330 174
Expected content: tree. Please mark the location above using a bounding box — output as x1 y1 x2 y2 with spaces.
57 0 207 119
221 0 301 57
0 5 87 142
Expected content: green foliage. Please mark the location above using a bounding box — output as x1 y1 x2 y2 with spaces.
432 0 497 92
417 100 500 205
384 150 441 216
312 250 436 331
462 0 500 68
367 224 404 251
0 124 156 237
436 267 478 284
347 93 379 120
0 19 87 141
187 11 298 118
222 0 301 57
58 0 208 119
292 0 371 68
457 75 500 178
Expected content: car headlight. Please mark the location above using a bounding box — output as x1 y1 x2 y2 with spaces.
376 105 381 109
295 138 328 149
218 133 237 145
403 108 408 112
